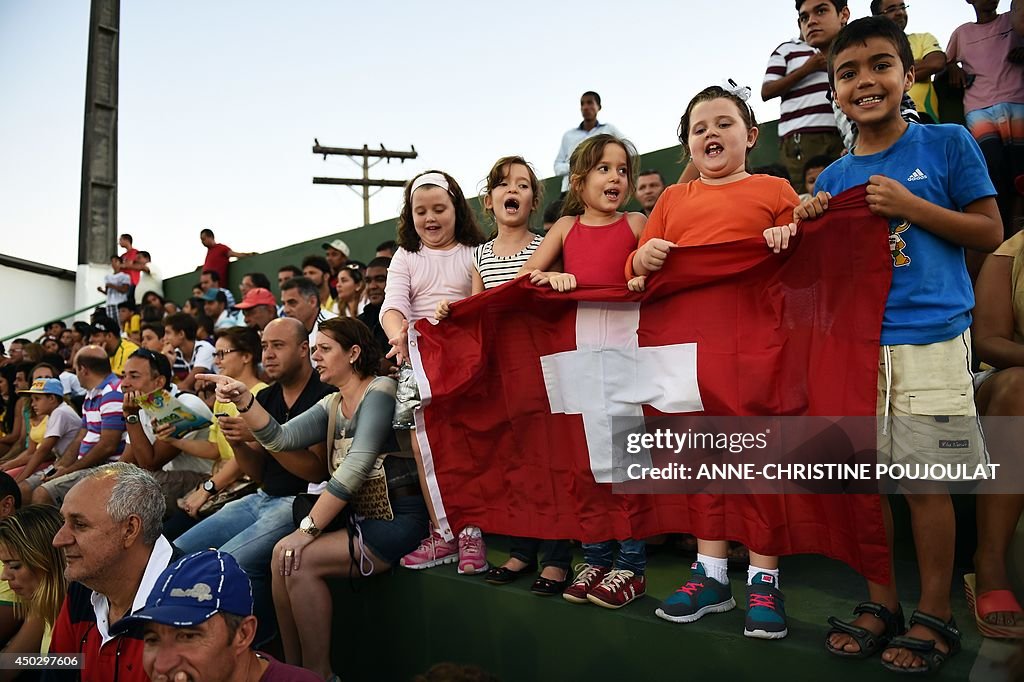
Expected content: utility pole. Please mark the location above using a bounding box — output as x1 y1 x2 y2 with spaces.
312 141 417 226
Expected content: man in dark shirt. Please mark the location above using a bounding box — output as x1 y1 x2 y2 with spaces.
173 318 334 639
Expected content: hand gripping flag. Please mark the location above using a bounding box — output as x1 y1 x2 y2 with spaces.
410 186 893 583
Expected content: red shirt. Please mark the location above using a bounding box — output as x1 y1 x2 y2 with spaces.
203 243 232 284
122 248 140 285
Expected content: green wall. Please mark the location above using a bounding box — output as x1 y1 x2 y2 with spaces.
164 120 782 304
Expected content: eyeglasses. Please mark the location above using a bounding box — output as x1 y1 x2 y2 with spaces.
881 3 908 14
213 349 239 360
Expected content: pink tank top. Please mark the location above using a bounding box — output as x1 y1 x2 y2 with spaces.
562 215 637 286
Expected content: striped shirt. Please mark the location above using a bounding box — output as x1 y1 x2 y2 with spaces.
79 373 126 461
762 39 837 138
474 234 543 290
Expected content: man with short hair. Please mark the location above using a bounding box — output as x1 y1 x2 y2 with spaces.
234 288 278 333
97 255 132 321
871 0 946 122
321 238 350 280
240 272 272 300
162 313 216 392
358 256 392 359
48 463 175 682
175 318 334 642
200 229 255 288
122 250 163 299
200 270 236 307
89 317 140 376
203 288 244 330
554 91 624 192
301 255 337 315
120 351 215 512
635 170 666 215
4 378 80 484
280 276 336 355
28 347 128 507
375 240 397 258
113 549 319 681
275 265 301 292
119 233 141 299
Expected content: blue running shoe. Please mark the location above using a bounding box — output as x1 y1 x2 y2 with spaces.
744 572 788 639
655 562 735 624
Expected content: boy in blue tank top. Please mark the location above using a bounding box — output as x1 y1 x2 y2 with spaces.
792 17 1003 676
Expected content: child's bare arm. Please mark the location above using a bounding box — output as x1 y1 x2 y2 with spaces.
866 175 1002 251
518 218 571 277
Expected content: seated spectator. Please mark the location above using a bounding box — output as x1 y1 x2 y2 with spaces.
199 269 237 307
635 169 666 215
175 318 334 643
119 350 216 514
89 317 140 377
26 347 127 507
39 336 61 357
1 379 79 484
302 255 338 315
871 0 946 122
182 296 205 317
162 313 216 392
140 290 165 311
240 271 272 301
48 463 174 682
112 549 320 681
97 255 131 321
0 472 22 655
140 321 165 353
276 264 301 291
234 287 279 332
281 276 337 354
335 263 365 318
358 257 392 362
375 240 397 258
57 330 74 363
203 288 244 330
0 364 32 461
209 318 424 679
195 314 216 344
0 505 67 658
118 301 142 344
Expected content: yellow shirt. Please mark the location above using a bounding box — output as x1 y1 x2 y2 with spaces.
123 314 141 339
29 415 48 446
907 33 942 122
109 339 140 376
208 383 269 460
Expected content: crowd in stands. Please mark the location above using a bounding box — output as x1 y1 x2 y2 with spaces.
0 1 1021 679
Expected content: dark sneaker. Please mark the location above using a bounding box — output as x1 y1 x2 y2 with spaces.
744 572 788 639
587 569 646 609
562 563 609 604
655 561 736 623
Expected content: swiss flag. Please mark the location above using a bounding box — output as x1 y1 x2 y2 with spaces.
411 186 892 584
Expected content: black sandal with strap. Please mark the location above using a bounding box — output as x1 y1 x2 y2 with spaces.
880 610 961 675
826 601 906 658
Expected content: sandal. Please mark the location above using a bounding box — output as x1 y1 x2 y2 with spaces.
825 601 905 658
485 562 537 585
964 573 1024 639
881 610 961 674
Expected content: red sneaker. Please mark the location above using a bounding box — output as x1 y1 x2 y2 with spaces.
587 569 646 609
562 563 610 604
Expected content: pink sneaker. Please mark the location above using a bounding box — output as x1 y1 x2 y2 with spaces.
457 527 489 575
400 528 458 570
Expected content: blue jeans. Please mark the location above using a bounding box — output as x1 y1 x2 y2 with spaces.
174 489 296 575
582 539 647 576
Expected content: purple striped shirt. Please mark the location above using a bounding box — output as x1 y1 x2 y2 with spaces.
79 373 127 460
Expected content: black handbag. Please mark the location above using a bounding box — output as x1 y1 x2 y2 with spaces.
291 492 348 532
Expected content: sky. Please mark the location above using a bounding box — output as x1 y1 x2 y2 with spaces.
0 0 978 279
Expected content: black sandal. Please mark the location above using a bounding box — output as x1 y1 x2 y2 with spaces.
485 562 537 585
826 602 906 658
880 611 961 675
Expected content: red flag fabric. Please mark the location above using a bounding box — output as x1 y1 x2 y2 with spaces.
411 186 893 584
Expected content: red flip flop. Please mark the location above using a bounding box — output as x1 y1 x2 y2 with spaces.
965 573 1024 639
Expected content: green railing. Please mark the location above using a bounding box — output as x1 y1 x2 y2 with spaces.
1 301 104 344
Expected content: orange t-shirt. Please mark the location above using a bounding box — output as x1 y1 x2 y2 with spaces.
628 174 800 276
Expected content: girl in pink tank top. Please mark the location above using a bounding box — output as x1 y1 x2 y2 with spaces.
520 134 646 289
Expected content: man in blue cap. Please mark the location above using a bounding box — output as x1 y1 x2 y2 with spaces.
114 549 319 682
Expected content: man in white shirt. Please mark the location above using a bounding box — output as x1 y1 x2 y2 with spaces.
280 276 336 362
554 91 624 192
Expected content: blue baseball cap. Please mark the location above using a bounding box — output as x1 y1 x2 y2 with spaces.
111 550 253 633
201 287 225 302
19 378 64 398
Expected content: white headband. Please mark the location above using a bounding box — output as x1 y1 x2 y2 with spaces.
410 172 452 196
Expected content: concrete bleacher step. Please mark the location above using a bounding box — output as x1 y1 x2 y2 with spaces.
329 537 1013 682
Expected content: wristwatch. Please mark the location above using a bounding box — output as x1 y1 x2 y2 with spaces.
299 515 321 537
126 414 140 425
202 479 218 495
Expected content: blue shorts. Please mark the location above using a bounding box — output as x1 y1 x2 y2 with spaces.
358 495 429 565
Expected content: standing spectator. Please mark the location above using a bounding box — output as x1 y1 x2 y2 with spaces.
203 289 245 330
162 313 216 392
358 256 392 360
281 276 337 354
124 250 163 299
88 317 139 377
48 464 174 682
554 91 624 192
234 288 278 333
301 256 338 315
27 347 127 507
97 255 131 321
321 238 350 283
119 234 140 302
375 240 397 258
199 270 236 307
199 229 255 287
111 549 320 682
947 0 1024 240
871 0 946 122
761 1 847 192
635 170 666 215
